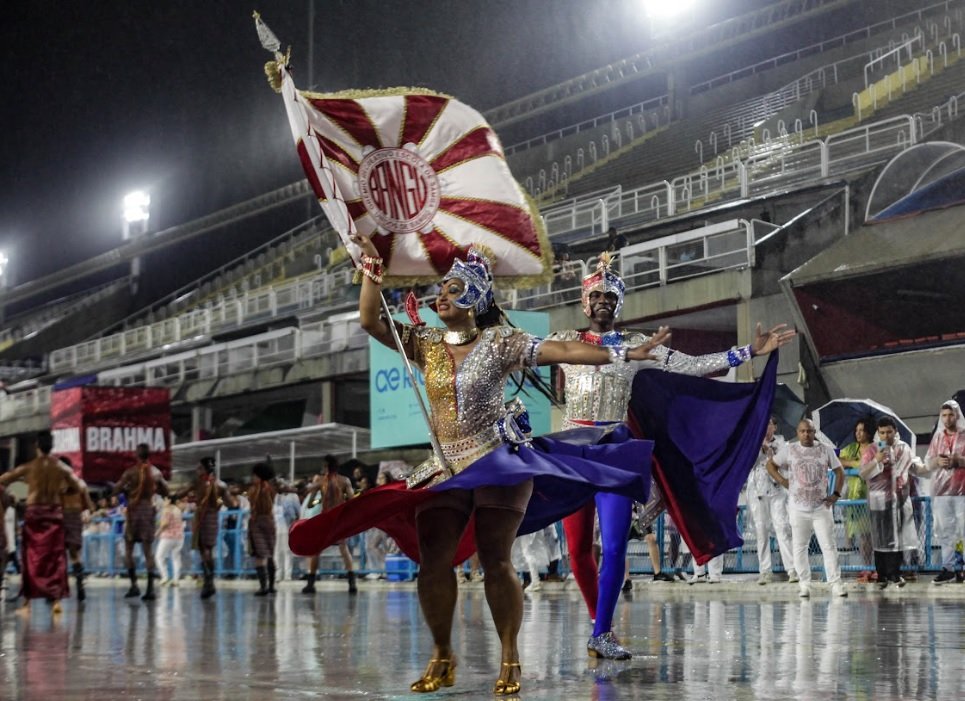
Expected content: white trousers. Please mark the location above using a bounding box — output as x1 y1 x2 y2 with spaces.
789 506 840 584
155 537 183 582
274 520 293 580
693 554 724 577
365 528 389 574
933 496 965 570
749 492 794 574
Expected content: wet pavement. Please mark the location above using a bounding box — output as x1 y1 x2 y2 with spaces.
1 577 964 700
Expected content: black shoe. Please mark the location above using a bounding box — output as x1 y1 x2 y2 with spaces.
302 574 317 594
621 579 633 592
124 585 141 598
348 571 358 595
73 564 86 602
675 568 686 581
654 572 675 582
254 566 269 596
877 580 888 590
933 569 956 585
266 560 277 594
956 571 965 584
142 574 157 601
894 577 907 588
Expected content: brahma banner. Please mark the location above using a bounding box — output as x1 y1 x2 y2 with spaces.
276 59 553 285
50 386 171 483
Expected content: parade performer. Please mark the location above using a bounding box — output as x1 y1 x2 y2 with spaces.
247 462 277 596
292 236 664 696
59 457 95 602
114 443 169 601
0 431 83 614
549 253 794 659
176 457 236 599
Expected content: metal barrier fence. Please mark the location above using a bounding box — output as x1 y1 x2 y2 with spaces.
76 510 381 579
66 494 941 581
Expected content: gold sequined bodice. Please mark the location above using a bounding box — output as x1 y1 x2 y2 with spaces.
410 325 541 471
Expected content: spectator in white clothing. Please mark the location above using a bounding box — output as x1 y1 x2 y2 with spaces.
155 497 185 586
273 481 302 582
746 417 795 584
923 400 965 584
767 419 847 598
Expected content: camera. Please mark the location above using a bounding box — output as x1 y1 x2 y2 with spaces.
877 440 888 450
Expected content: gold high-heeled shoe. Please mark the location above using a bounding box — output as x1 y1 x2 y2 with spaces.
493 661 521 695
410 657 457 693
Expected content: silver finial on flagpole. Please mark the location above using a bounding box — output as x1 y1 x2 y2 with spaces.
253 11 282 55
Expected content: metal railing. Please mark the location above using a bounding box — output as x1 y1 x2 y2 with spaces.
75 511 383 578
69 494 940 579
0 278 127 349
30 112 914 383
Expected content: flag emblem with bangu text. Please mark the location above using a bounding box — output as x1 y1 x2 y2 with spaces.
281 78 552 285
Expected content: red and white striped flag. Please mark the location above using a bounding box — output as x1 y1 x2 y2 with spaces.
273 60 552 285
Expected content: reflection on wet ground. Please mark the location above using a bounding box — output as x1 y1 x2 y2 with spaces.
1 579 964 700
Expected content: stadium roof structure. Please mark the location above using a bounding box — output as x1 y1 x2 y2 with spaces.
171 422 370 480
781 204 965 360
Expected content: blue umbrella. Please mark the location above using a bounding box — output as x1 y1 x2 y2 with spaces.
813 398 915 451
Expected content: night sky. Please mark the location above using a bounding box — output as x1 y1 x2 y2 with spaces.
0 0 758 287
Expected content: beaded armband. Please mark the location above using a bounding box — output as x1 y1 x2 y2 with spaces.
607 345 629 363
726 344 753 367
524 338 542 368
360 255 384 284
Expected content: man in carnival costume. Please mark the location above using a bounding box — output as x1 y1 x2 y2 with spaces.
549 253 794 659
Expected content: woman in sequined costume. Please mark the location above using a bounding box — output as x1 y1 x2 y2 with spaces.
550 254 795 659
292 234 664 696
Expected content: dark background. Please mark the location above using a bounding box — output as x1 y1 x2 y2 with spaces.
0 0 768 288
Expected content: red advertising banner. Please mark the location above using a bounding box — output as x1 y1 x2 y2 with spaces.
50 386 171 483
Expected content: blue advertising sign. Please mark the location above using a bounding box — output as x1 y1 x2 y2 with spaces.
369 310 550 449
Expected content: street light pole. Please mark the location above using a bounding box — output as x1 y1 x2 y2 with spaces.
123 191 150 295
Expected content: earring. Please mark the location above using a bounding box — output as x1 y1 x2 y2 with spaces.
468 309 474 317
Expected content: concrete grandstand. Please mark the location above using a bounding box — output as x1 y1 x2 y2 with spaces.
0 0 963 480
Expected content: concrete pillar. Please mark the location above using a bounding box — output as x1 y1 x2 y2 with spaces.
191 405 213 442
320 381 334 424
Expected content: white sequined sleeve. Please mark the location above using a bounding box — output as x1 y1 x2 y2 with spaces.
627 332 748 377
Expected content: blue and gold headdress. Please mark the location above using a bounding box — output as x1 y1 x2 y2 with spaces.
443 246 495 315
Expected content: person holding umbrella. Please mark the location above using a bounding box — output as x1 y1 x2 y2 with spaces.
838 417 876 580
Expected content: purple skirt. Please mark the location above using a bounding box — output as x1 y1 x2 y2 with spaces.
291 427 652 563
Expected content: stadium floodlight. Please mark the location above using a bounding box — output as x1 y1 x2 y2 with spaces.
0 251 7 278
123 190 151 224
641 0 696 20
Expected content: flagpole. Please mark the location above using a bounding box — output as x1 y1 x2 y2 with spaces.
255 14 447 469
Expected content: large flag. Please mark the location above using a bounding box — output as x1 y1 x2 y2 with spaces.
264 35 552 286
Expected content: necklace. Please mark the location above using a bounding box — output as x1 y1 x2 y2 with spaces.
443 327 479 345
579 330 623 347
